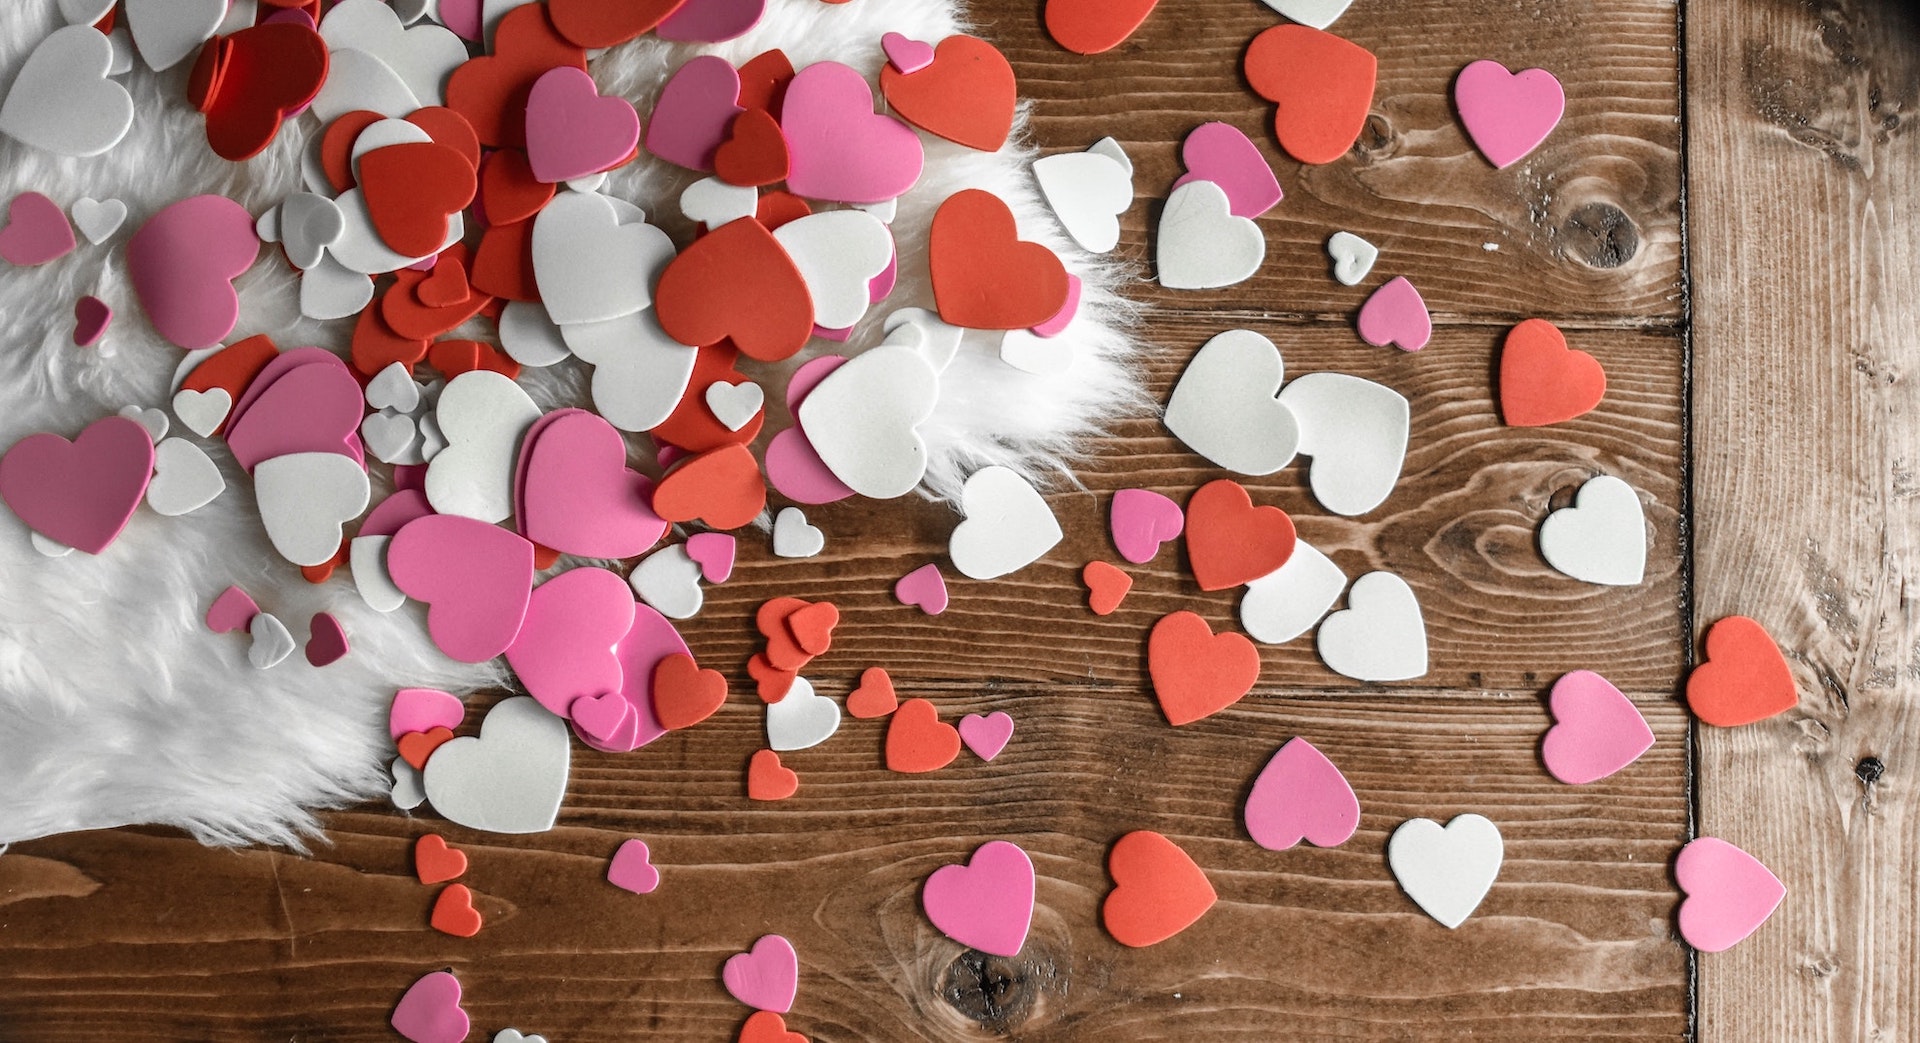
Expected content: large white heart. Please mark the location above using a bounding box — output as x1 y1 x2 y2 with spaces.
949 466 1062 580
300 256 377 321
425 371 542 523
773 209 894 331
1033 149 1132 255
423 696 571 835
766 677 841 751
124 0 225 71
1164 329 1300 475
560 310 696 433
1387 814 1503 929
318 0 467 108
497 301 574 368
145 438 226 517
797 343 939 499
1278 372 1408 517
1240 539 1347 645
1538 474 1647 586
254 452 372 567
533 192 675 326
1157 179 1264 290
0 27 135 158
1315 570 1426 681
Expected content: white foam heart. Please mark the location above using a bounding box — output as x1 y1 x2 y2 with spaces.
319 0 467 107
248 612 296 670
60 0 115 25
704 380 764 432
883 307 964 374
772 507 825 559
679 178 759 228
1316 570 1427 682
563 310 697 433
364 362 423 414
998 329 1072 375
1387 814 1503 929
300 256 377 321
630 544 704 620
1087 136 1134 177
773 209 894 330
423 696 571 835
310 47 421 124
1157 179 1264 290
361 410 421 465
145 438 225 517
351 534 408 613
390 756 427 810
1164 329 1300 475
1278 372 1409 517
0 26 135 158
391 0 434 25
949 466 1062 580
118 405 168 443
1538 475 1647 586
124 0 225 71
103 23 135 76
1327 231 1378 286
329 186 461 275
280 192 347 271
498 301 574 368
1260 0 1354 29
171 388 231 439
1240 539 1347 645
255 452 372 567
534 192 675 325
348 118 435 184
426 371 541 523
796 343 939 499
30 532 74 558
70 197 126 245
1033 150 1132 254
766 677 840 751
857 196 898 224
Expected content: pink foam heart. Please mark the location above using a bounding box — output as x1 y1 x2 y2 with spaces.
394 463 427 493
390 970 468 1043
505 566 636 718
1455 60 1565 170
1675 836 1785 953
226 347 339 431
921 840 1035 957
1243 737 1360 850
73 296 111 346
576 604 688 753
205 585 260 634
389 687 465 739
1109 488 1184 564
868 245 898 304
655 0 765 43
607 838 661 894
644 55 744 172
685 531 736 583
126 195 259 350
362 489 435 538
525 67 643 184
1030 273 1081 338
0 416 153 555
1174 123 1283 219
305 612 350 666
520 410 667 558
786 355 847 411
765 427 857 505
437 0 482 40
782 61 924 205
722 934 798 1013
0 192 76 267
224 360 366 473
1540 670 1653 785
893 563 948 615
387 514 535 664
570 690 636 743
882 32 935 74
1356 275 1431 351
958 712 1014 761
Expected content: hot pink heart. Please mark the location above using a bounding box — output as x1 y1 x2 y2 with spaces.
72 296 111 346
1173 122 1283 219
389 687 465 739
224 360 366 473
390 970 468 1043
576 604 689 753
520 409 667 558
881 32 935 75
1540 670 1654 785
0 416 153 555
127 195 259 350
361 489 435 538
525 66 643 183
570 690 636 743
782 61 924 204
505 566 636 718
1675 836 1785 952
607 837 661 894
387 514 535 664
205 585 260 634
655 0 765 43
921 840 1035 957
1455 59 1565 170
893 563 948 615
1243 737 1360 850
721 934 798 1013
684 531 736 583
1109 488 1184 565
1356 275 1431 351
958 712 1014 761
0 191 76 266
644 55 744 172
305 612 350 667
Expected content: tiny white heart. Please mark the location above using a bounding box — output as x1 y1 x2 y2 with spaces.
1278 372 1409 517
1259 0 1355 30
364 361 423 413
998 328 1073 375
1327 231 1379 286
318 0 468 108
254 452 372 567
30 532 74 558
118 405 168 443
280 192 347 270
679 176 759 228
1164 329 1300 476
1240 539 1347 645
426 371 542 523
1316 571 1427 682
124 0 227 71
564 310 697 433
248 612 296 670
630 544 704 620
949 466 1063 581
361 410 421 466
766 676 841 751
145 438 225 517
1157 179 1264 290
1387 814 1503 929
1538 475 1647 586
422 695 571 835
70 197 127 244
0 27 135 158
417 412 448 462
774 209 894 330
797 343 940 499
351 534 408 613
533 192 675 325
772 507 825 559
704 380 764 433
390 756 427 810
498 301 574 368
1033 150 1132 254
301 256 377 320
882 307 966 374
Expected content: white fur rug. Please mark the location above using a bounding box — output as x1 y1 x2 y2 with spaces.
0 0 1139 846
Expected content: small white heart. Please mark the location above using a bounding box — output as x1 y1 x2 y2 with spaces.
145 437 225 517
772 507 825 559
1279 372 1409 517
1240 539 1347 645
1387 814 1503 929
254 452 372 567
1157 179 1264 290
361 410 422 465
766 676 840 751
630 544 704 620
1315 571 1427 682
300 256 376 321
1327 231 1379 286
171 387 232 438
1538 475 1648 586
1034 150 1132 254
773 209 894 330
882 307 965 374
1164 329 1299 476
704 380 764 432
948 466 1062 581
248 612 296 670
70 197 127 244
998 329 1073 376
1259 0 1355 29
124 0 227 71
117 405 168 443
364 361 423 413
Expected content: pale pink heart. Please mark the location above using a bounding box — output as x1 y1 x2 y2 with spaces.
685 531 736 583
1173 122 1283 219
577 604 688 753
1243 737 1360 850
893 563 948 615
958 712 1014 761
361 489 435 538
721 934 798 1013
305 612 350 666
1109 488 1184 564
437 0 482 40
868 245 898 303
510 408 568 531
1030 273 1081 338
390 970 468 1043
765 427 856 505
73 296 111 346
1455 60 1565 170
205 585 260 634
782 61 924 204
1356 275 1431 351
506 566 636 718
520 409 667 558
655 0 764 43
387 514 536 663
227 347 337 431
0 192 76 266
921 840 1035 957
570 690 635 743
525 67 643 184
126 195 259 350
1540 670 1654 785
786 355 847 411
607 838 661 894
389 687 465 739
224 361 366 473
0 416 153 554
644 55 743 172
881 32 935 74
1675 837 1785 952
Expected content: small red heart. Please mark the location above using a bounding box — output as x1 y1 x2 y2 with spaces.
755 191 813 231
1147 611 1259 726
652 652 729 730
1083 561 1133 616
736 49 796 117
1102 830 1217 947
747 749 799 800
879 35 1016 151
428 339 521 381
446 3 586 147
397 726 455 770
415 256 473 310
650 444 766 530
1244 24 1377 165
319 110 383 193
655 218 815 362
199 22 330 161
414 834 467 884
649 340 764 453
1686 616 1798 727
1184 479 1296 592
929 189 1069 330
385 251 493 340
748 653 800 703
885 697 961 773
350 302 431 379
547 0 689 47
360 142 477 259
846 667 898 719
1498 319 1606 427
784 601 839 658
738 1010 808 1043
714 109 791 188
479 149 555 226
756 596 815 673
470 217 543 303
430 883 484 938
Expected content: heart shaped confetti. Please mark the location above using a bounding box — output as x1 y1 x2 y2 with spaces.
1165 330 1301 475
886 697 961 773
948 466 1062 580
1239 539 1346 645
1185 479 1296 592
893 563 949 615
922 840 1035 956
506 566 635 719
1148 611 1260 726
127 195 260 350
1278 372 1409 517
430 883 483 937
1156 179 1264 290
1316 571 1427 682
1244 737 1360 850
1108 488 1183 565
205 585 260 634
608 838 662 895
1388 814 1503 929
1176 122 1282 219
1045 0 1159 54
1499 319 1606 427
1455 60 1565 169
1103 830 1216 947
1687 616 1797 727
1083 560 1133 616
422 696 570 834
846 667 899 719
766 677 840 751
1244 24 1376 165
1541 670 1654 785
880 34 1016 152
1538 475 1647 586
783 60 923 203
1356 276 1432 352
1326 231 1378 286
415 833 468 884
1675 837 1785 952
722 934 798 1013
958 712 1014 761
388 514 535 663
1032 148 1132 254
524 66 641 183
391 971 469 1043
0 26 135 158
737 1012 804 1043
0 192 77 267
305 612 350 667
930 190 1069 330
652 653 728 730
747 748 799 801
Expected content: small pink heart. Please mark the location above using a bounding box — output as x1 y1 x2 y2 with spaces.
644 55 745 172
0 416 153 555
224 360 367 473
893 563 948 615
1109 488 1184 565
72 296 111 346
882 32 936 75
576 604 690 753
1173 122 1282 219
205 585 260 634
525 67 643 184
1540 670 1654 785
1030 273 1081 338
1675 836 1785 952
0 192 76 267
607 838 661 894
721 934 798 1013
520 410 667 558
305 612 350 667
655 0 765 43
387 515 536 664
362 489 435 538
126 195 260 350
389 687 464 739
505 566 637 719
1243 737 1360 851
958 712 1014 761
1455 59 1565 170
782 61 924 205
1356 275 1431 351
921 840 1035 957
570 690 636 743
685 531 736 583
765 427 857 505
390 970 469 1043
436 0 482 40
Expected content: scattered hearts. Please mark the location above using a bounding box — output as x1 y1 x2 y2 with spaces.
1675 836 1785 952
1244 25 1376 165
1455 60 1565 169
0 192 76 266
1185 478 1296 592
746 749 799 801
430 883 484 937
1538 475 1647 586
948 466 1062 580
1148 611 1260 726
1316 571 1427 682
608 838 662 895
886 697 961 773
1156 180 1263 290
1387 814 1503 929
922 840 1035 956
1239 539 1346 645
880 35 1017 152
958 712 1014 761
1244 737 1359 850
1686 616 1797 727
1103 830 1216 947
1540 670 1654 785
1499 319 1606 426
415 833 468 884
391 970 469 1043
1083 560 1132 616
893 563 949 615
846 667 899 719
1356 276 1432 352
722 934 798 1014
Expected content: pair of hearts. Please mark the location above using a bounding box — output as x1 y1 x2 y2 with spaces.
504 566 635 721
1239 539 1346 646
226 349 365 472
878 34 1016 152
445 3 585 147
194 21 331 161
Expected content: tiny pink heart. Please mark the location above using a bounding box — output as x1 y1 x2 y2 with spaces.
1173 122 1282 219
575 604 690 753
882 32 935 75
921 840 1035 957
389 687 465 739
765 427 857 505
0 192 76 267
1243 737 1360 850
685 531 737 583
305 612 350 667
1455 59 1565 170
570 690 636 743
1356 275 1431 352
390 970 468 1043
520 410 667 558
525 67 643 183
722 934 798 1013
205 585 260 634
607 838 661 894
1540 670 1654 785
782 61 924 204
644 55 744 172
126 195 259 350
224 360 366 473
506 566 636 718
958 712 1014 761
387 515 536 664
73 296 111 346
655 0 765 43
0 416 153 555
436 0 482 40
1675 836 1785 952
1030 273 1081 338
893 563 948 615
1109 488 1184 565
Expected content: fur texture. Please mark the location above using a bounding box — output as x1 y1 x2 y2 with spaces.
0 0 1140 846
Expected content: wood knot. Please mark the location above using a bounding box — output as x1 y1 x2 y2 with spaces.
1856 756 1885 786
941 949 1039 1034
1558 203 1640 269
1352 113 1394 156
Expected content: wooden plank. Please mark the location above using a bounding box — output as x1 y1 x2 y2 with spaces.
1687 0 1920 1037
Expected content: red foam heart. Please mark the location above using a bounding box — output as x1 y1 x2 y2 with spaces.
747 749 798 800
885 698 961 773
1687 616 1798 727
655 218 814 362
351 302 432 378
360 142 477 259
429 339 521 381
784 601 839 657
879 35 1016 151
1499 318 1606 427
319 110 383 193
755 191 812 231
1147 611 1260 726
714 108 791 188
648 340 764 452
737 1010 807 1043
1044 0 1159 54
650 443 766 529
652 652 729 730
1184 479 1296 592
200 22 330 161
748 653 800 703
1083 561 1132 616
736 49 796 117
1244 24 1377 165
479 149 555 226
929 189 1069 330
1102 830 1217 947
470 218 543 303
385 250 492 339
547 0 689 48
430 883 483 938
756 596 814 674
397 726 455 770
407 106 483 170
414 834 467 884
445 3 586 147
846 667 898 719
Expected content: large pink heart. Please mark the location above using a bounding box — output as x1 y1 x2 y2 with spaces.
655 0 764 42
390 970 468 1043
1454 60 1565 170
1675 837 1785 952
644 55 743 172
0 191 76 266
520 409 667 558
224 360 366 473
1540 670 1654 785
0 416 154 554
721 934 798 1013
921 840 1035 957
525 67 642 183
575 603 687 753
127 195 259 350
1243 737 1359 850
505 566 637 719
782 61 924 204
387 515 535 663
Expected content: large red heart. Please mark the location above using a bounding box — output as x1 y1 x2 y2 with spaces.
196 22 329 161
929 189 1069 330
1102 830 1217 947
1498 318 1606 427
1147 611 1259 726
479 149 555 226
446 3 586 147
879 34 1016 152
1184 479 1296 592
360 142 477 259
1686 616 1798 727
654 218 814 362
1243 24 1377 165
547 0 689 47
650 444 766 529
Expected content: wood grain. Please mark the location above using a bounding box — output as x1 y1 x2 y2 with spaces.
1688 0 1920 1038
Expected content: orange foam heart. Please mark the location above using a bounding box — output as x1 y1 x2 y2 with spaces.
300 540 349 584
351 302 431 378
1244 24 1377 165
430 883 483 938
748 653 800 703
1147 611 1259 726
470 217 542 303
653 652 729 730
547 0 689 47
445 3 585 147
1184 479 1296 592
846 666 898 719
428 339 521 381
319 110 383 193
784 601 839 658
1498 318 1606 427
479 148 555 226
397 726 455 770
929 189 1069 330
714 108 791 188
736 49 796 117
655 218 815 362
650 444 766 529
885 697 960 773
1083 561 1132 616
747 749 799 800
360 142 477 259
1686 616 1798 727
1102 830 1216 947
738 1010 807 1043
879 35 1016 151
414 833 467 885
648 340 764 452
1044 0 1159 55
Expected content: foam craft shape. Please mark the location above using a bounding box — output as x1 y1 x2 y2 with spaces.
1239 539 1346 645
654 217 814 362
253 452 371 567
206 585 260 633
1163 329 1299 476
391 757 428 809
125 0 224 69
524 67 641 183
427 370 541 523
883 308 965 374
392 688 465 739
847 667 898 719
388 514 536 663
1278 372 1409 516
645 55 743 172
651 444 766 529
1538 670 1654 785
225 361 365 472
199 22 333 162
886 697 961 773
929 189 1069 330
958 712 1014 761
481 151 556 226
0 416 153 554
713 108 789 188
1185 479 1297 592
319 0 466 106
608 838 661 894
359 143 475 259
361 412 419 465
1538 475 1647 586
796 343 938 499
881 32 934 74
0 26 134 157
547 0 689 48
532 191 672 326
570 691 636 744
74 297 112 347
444 3 585 148
655 0 764 42
430 883 482 937
507 567 636 719
631 544 706 620
493 1032 551 1043
680 176 759 227
1259 0 1352 29
948 466 1063 580
365 362 422 413
1157 180 1264 290
773 210 894 330
1244 24 1377 165
521 410 667 557
651 653 728 730
1102 830 1217 948
246 613 295 669
391 971 469 1043
127 195 260 350
302 259 376 321
0 193 76 267
1356 276 1432 352
1327 230 1379 286
772 507 825 559
497 301 573 368
118 406 168 443
685 532 736 583
1032 150 1131 255
60 0 115 25
1316 571 1426 681
705 380 764 432
1687 615 1798 727
1455 60 1566 169
1177 122 1282 219
1045 0 1159 54
879 34 1016 152
1500 318 1606 426
1083 560 1132 616
422 696 570 834
1675 837 1786 952
1109 488 1184 565
782 61 924 204
415 834 468 883
1387 814 1503 929
575 603 687 753
349 534 407 612
1147 610 1260 726
765 677 840 751
746 748 798 800
921 840 1035 956
1244 737 1360 850
565 310 699 433
894 563 949 615
311 48 419 125
145 438 225 517
722 934 798 1013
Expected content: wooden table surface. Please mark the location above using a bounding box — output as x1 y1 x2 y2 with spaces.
2 0 1915 1038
